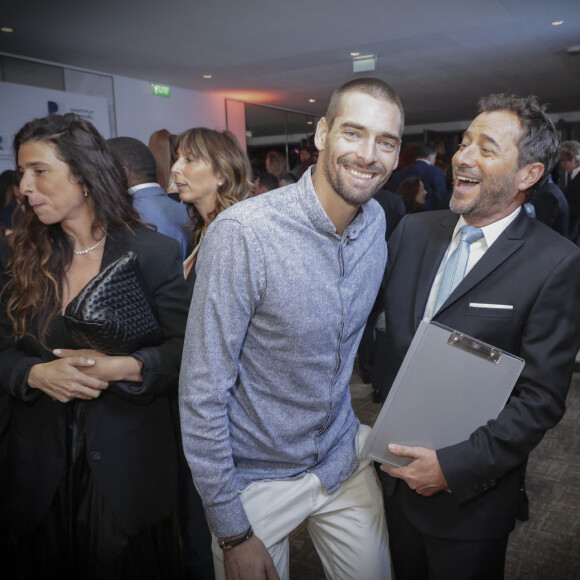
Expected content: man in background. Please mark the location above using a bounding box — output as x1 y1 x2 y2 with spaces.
107 137 190 259
358 186 406 388
530 175 569 237
559 140 580 242
388 142 447 210
253 172 279 196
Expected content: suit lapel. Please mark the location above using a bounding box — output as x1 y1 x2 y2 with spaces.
414 212 457 324
437 208 528 313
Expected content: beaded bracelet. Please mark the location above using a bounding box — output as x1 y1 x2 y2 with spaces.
218 526 254 550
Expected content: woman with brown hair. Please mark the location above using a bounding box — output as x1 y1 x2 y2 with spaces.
397 176 427 214
265 149 287 183
171 127 253 287
0 113 189 579
148 128 178 193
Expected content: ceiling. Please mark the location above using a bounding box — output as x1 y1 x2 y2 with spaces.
1 0 580 127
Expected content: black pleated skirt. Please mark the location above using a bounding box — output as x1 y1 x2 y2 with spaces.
6 401 184 580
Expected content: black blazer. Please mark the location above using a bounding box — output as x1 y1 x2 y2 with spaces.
373 188 406 241
564 172 580 241
376 208 580 540
0 226 190 536
530 181 569 238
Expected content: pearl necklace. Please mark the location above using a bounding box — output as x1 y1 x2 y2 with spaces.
74 233 107 255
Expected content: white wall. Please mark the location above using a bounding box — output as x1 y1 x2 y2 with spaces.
113 75 226 144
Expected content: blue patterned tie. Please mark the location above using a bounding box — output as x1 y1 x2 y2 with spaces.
434 225 484 314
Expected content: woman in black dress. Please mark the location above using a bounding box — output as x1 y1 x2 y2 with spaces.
0 113 189 579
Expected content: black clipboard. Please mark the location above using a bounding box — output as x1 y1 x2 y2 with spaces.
362 321 525 467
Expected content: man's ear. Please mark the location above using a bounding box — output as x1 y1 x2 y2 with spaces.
314 117 329 153
517 162 545 192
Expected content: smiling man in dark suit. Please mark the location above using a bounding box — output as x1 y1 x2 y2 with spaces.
374 94 580 580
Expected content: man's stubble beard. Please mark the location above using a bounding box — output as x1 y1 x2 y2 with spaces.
322 154 389 206
450 168 519 219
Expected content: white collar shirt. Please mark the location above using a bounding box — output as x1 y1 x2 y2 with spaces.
423 206 521 320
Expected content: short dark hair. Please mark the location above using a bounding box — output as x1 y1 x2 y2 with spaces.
325 77 404 130
478 94 560 184
257 172 279 192
107 136 157 184
416 143 436 159
279 172 297 186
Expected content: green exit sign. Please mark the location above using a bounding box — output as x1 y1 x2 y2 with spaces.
151 84 171 97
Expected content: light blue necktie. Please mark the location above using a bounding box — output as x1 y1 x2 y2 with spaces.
434 225 483 314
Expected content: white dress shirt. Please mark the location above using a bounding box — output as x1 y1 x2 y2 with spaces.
423 207 521 320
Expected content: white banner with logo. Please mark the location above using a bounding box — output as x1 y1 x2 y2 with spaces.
0 81 110 173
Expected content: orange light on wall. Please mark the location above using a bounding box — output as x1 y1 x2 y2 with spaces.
212 90 281 104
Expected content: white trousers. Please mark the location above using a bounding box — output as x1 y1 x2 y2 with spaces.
212 425 391 580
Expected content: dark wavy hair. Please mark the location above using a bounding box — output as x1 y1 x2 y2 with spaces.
6 113 143 346
176 128 252 246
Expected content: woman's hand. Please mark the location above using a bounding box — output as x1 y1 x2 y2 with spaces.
28 356 109 403
53 349 143 383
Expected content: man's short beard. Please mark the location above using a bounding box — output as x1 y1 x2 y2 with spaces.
450 169 519 218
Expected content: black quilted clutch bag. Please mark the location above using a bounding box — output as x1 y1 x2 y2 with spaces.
63 251 164 355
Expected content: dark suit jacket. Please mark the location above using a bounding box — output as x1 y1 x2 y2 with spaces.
376 208 580 540
531 181 569 237
373 188 406 240
0 226 189 537
564 172 580 241
387 160 448 210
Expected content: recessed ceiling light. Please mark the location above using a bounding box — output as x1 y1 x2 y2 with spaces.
1 27 14 33
202 74 212 79
350 51 360 56
551 19 564 26
308 98 316 103
307 121 313 125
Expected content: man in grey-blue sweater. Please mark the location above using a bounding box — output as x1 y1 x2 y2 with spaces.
180 78 404 580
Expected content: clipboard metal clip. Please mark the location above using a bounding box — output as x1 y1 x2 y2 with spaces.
447 331 502 364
